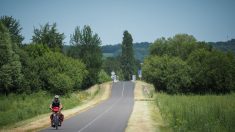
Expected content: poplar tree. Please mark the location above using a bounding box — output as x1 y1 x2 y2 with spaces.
121 30 135 80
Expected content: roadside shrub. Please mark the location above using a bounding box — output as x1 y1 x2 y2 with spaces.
48 73 73 95
187 49 234 93
144 34 235 94
98 69 111 84
143 55 191 94
36 52 88 94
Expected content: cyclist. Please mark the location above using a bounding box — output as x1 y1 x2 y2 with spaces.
50 95 64 127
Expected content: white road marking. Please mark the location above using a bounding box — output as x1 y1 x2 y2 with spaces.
122 82 125 97
78 82 125 132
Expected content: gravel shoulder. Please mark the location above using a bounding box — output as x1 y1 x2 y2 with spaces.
126 81 169 132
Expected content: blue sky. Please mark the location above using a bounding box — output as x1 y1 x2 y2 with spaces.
0 0 235 45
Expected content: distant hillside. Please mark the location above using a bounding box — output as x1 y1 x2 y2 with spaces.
63 39 235 62
208 39 235 53
64 43 151 61
101 40 235 61
102 42 151 61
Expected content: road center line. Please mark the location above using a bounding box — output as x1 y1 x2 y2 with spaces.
122 82 125 97
78 82 125 132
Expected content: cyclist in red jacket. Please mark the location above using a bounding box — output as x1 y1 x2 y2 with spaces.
50 95 64 126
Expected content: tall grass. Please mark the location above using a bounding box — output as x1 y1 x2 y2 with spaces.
0 89 97 128
155 93 235 132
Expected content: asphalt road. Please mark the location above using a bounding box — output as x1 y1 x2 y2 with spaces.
41 81 135 132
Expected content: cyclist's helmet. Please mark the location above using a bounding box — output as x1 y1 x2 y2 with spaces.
54 95 59 99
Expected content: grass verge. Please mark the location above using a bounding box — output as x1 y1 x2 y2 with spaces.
155 92 235 132
0 82 111 131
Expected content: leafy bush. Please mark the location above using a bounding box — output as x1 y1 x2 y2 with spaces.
24 44 50 58
144 34 235 94
143 55 191 93
98 69 111 84
149 34 212 60
48 73 73 94
35 52 88 94
16 44 88 95
187 49 234 93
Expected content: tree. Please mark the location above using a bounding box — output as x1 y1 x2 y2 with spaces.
24 43 50 58
102 57 121 74
0 22 23 95
18 44 51 93
149 37 168 56
143 55 191 94
98 69 111 84
69 25 102 88
149 34 212 60
32 23 65 52
0 16 24 46
31 51 88 94
187 49 234 93
144 33 235 94
227 52 235 91
121 30 135 80
48 73 74 95
17 43 88 94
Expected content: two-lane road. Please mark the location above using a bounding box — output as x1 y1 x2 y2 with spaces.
41 81 134 132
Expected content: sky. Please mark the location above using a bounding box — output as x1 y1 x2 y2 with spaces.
0 0 235 45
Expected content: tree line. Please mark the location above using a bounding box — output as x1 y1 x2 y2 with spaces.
143 34 235 94
0 16 111 95
0 15 139 95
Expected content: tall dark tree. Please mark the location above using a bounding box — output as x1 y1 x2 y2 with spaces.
0 16 24 46
32 23 65 52
0 22 23 95
69 25 102 88
121 30 135 80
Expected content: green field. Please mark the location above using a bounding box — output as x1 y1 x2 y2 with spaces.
0 89 99 128
103 53 114 58
155 93 235 132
